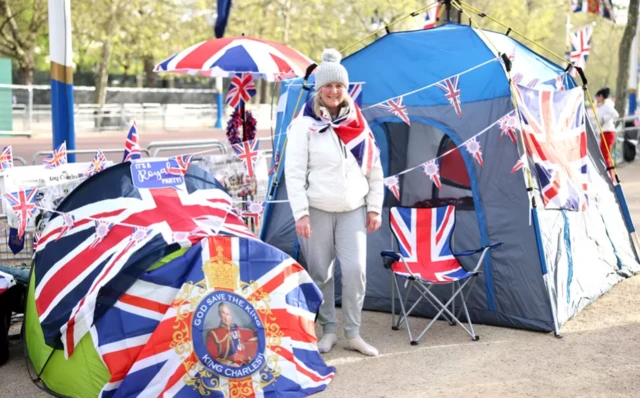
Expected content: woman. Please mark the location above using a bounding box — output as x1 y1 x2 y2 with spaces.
285 49 384 356
595 87 619 174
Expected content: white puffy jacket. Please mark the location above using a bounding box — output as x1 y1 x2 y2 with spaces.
285 110 384 221
597 99 619 132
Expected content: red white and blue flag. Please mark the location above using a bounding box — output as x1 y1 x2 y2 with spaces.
498 111 519 144
389 206 469 283
43 142 68 168
88 150 108 176
0 145 13 171
571 0 615 21
4 188 38 239
464 137 484 167
107 236 335 397
33 164 255 358
421 159 442 189
384 175 401 201
569 24 593 77
0 270 16 295
166 154 194 176
436 75 462 118
123 122 142 162
348 83 363 106
232 139 260 178
226 73 256 109
514 85 589 211
423 4 439 29
378 96 411 126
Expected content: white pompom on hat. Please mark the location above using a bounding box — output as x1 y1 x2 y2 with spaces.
314 48 349 89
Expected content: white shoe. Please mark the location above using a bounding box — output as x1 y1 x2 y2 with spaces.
345 337 379 356
317 333 338 353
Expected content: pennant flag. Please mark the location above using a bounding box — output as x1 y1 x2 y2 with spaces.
0 145 13 171
436 75 462 117
43 142 68 169
571 0 615 22
226 73 256 109
421 159 442 189
384 175 401 200
423 4 439 29
378 97 411 126
4 189 38 239
512 154 526 173
8 227 24 254
569 24 593 77
464 137 484 167
242 200 265 226
348 83 363 106
123 122 142 162
232 139 260 178
89 220 114 249
166 154 194 176
0 270 15 295
527 78 540 88
498 111 519 144
88 150 108 176
269 151 280 176
56 213 75 241
555 74 565 91
512 72 523 85
33 230 41 253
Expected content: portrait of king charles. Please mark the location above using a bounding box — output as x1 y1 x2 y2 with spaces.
204 302 259 366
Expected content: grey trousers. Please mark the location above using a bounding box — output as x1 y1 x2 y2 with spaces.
299 206 367 339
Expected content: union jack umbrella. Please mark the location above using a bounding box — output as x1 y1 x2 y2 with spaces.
123 122 142 162
4 189 39 239
226 73 256 109
0 145 13 171
43 142 68 169
154 36 314 82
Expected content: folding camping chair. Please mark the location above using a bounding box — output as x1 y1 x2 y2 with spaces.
380 206 502 345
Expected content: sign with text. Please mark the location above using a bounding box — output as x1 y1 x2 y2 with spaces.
130 159 184 189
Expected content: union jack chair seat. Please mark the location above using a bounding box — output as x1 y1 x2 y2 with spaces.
380 206 502 345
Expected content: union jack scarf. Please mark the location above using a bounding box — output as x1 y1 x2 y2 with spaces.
298 99 379 175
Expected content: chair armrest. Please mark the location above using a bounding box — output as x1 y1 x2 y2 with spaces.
380 251 400 269
453 242 503 257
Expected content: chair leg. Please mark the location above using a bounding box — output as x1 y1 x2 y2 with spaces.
450 283 456 326
393 275 415 344
459 283 478 340
391 271 397 331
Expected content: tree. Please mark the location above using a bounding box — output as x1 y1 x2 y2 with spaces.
0 0 47 84
615 0 639 117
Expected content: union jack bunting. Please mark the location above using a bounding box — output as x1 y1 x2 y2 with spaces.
123 122 142 162
112 236 335 397
555 74 566 91
166 154 194 176
378 97 411 126
242 200 265 226
56 213 75 241
498 111 519 144
226 73 256 109
348 83 363 106
423 4 439 29
389 206 469 283
232 139 260 178
43 142 67 168
421 159 442 189
514 85 589 210
88 150 108 176
0 145 13 171
0 270 15 295
527 78 540 88
569 24 593 77
269 151 280 176
512 72 523 85
4 189 38 239
511 154 526 173
464 137 484 167
33 166 255 358
436 75 462 118
384 175 401 200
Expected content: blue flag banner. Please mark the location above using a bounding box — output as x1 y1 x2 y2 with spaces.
8 227 24 254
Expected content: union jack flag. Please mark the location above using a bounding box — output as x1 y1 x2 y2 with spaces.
0 270 15 295
88 150 108 176
569 24 593 77
226 73 256 109
389 206 469 283
423 4 439 29
4 189 38 239
56 213 75 241
43 142 67 168
384 175 400 200
33 165 255 359
112 236 335 397
232 139 260 178
436 75 462 118
571 0 615 22
123 122 142 162
514 85 589 210
0 145 13 171
166 154 194 176
421 159 441 189
378 96 411 126
348 83 363 106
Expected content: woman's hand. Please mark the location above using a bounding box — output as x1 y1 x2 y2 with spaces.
296 216 312 238
366 212 382 233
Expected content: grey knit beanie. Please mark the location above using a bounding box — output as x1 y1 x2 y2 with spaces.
314 49 349 89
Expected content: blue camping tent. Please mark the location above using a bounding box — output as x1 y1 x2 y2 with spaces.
261 23 639 334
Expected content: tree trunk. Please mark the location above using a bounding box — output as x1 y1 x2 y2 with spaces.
93 37 113 106
615 0 640 117
143 55 156 87
18 65 33 85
